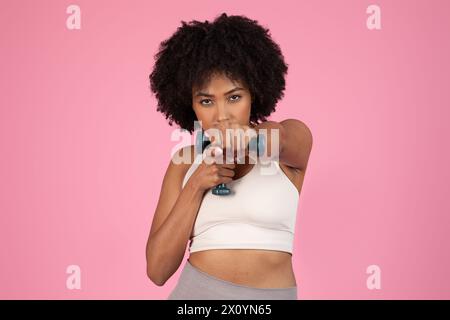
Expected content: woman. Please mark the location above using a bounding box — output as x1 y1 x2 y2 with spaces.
146 13 313 300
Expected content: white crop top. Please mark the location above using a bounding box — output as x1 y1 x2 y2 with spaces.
182 150 299 254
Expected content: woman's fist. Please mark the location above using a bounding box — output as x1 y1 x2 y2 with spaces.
187 146 236 193
206 120 258 163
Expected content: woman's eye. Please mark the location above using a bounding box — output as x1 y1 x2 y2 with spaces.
200 95 241 106
200 99 212 106
229 95 241 102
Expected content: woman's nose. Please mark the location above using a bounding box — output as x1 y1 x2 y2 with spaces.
216 102 230 122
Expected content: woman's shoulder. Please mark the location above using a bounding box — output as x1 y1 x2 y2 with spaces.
167 144 197 181
156 145 197 193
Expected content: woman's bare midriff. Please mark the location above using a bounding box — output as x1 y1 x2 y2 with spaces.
188 249 297 289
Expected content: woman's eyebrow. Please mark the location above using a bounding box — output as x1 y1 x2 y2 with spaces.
194 87 244 97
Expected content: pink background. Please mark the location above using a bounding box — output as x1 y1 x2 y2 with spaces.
1 0 449 299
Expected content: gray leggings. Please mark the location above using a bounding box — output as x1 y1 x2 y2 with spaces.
167 260 298 300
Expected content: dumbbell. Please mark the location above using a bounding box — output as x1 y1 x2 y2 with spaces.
195 128 266 196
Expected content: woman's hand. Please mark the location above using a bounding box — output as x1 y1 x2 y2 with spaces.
186 147 236 193
206 120 258 163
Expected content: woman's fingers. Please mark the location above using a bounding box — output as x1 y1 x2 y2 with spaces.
207 121 258 163
218 167 235 178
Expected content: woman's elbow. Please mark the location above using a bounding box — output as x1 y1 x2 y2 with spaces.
147 265 167 286
146 240 167 286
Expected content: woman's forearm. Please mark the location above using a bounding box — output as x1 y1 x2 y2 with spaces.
146 180 204 286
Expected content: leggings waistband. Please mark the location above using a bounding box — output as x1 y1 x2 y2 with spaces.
167 260 298 300
187 260 297 290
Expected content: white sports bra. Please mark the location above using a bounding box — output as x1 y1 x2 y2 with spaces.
182 150 300 254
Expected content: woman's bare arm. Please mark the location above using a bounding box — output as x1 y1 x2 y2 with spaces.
145 145 204 286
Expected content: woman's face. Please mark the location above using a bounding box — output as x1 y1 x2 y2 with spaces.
192 72 252 131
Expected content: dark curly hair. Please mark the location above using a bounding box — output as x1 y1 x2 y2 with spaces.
149 12 289 133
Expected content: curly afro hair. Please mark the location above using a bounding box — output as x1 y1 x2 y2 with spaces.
149 12 289 133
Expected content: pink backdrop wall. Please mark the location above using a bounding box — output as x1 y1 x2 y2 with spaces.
1 0 449 299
